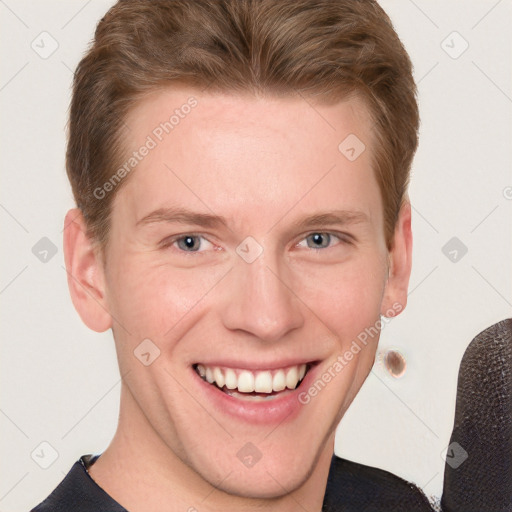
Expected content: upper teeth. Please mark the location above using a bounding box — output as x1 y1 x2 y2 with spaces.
196 364 307 394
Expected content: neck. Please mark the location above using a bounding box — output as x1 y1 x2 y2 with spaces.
88 383 334 512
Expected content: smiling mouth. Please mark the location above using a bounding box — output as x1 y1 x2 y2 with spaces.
193 363 312 401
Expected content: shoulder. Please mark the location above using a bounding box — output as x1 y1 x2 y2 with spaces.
30 455 127 512
323 455 435 512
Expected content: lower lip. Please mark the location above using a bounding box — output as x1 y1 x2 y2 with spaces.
190 364 319 425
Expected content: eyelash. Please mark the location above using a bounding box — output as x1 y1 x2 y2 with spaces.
161 231 353 253
296 232 349 250
160 233 215 253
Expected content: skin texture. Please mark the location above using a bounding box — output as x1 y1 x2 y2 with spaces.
64 88 413 512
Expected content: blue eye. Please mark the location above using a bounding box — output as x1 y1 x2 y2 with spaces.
174 235 211 252
177 236 200 251
294 231 353 251
296 232 341 250
305 233 331 249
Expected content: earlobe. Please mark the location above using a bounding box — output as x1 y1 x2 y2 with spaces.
380 201 413 318
63 209 112 332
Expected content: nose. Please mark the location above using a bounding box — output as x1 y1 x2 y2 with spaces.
220 253 304 342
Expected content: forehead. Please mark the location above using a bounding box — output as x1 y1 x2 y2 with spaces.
113 87 381 232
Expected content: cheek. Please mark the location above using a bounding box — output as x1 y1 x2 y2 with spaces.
105 256 229 338
292 252 388 344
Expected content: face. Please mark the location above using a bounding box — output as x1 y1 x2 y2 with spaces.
66 87 412 500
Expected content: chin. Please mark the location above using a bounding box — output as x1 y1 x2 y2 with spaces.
199 453 319 500
180 423 330 501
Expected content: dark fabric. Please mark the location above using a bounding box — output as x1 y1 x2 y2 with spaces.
32 453 434 511
322 456 434 512
441 318 512 512
31 455 127 512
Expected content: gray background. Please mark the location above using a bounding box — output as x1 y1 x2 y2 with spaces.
1 0 511 510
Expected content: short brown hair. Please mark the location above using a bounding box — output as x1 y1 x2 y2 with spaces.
67 0 419 250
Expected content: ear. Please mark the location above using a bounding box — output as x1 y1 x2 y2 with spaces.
63 208 112 332
380 200 413 317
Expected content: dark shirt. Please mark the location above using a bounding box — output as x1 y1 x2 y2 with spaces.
31 453 435 511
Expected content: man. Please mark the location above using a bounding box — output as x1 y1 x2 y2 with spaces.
32 0 433 510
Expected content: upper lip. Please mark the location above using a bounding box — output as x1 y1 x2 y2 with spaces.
192 359 318 371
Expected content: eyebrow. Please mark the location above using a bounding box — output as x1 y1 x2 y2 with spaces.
289 210 370 232
136 207 228 229
136 207 369 232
